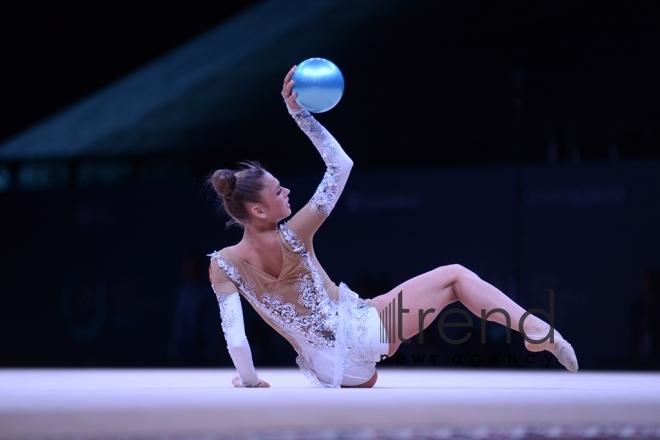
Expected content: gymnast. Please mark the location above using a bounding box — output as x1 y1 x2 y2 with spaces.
207 66 578 388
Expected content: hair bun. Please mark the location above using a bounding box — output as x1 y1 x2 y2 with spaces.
212 169 236 198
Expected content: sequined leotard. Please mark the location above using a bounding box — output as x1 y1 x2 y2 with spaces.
209 108 388 388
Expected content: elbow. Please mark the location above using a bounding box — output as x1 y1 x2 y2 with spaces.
340 155 354 172
345 156 354 170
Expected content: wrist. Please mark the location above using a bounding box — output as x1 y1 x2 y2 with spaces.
286 104 305 115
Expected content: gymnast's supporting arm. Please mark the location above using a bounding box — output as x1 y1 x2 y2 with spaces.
215 291 266 388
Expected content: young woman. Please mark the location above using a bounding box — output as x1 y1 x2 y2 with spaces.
207 66 578 388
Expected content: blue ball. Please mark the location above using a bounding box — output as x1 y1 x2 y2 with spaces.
292 58 344 113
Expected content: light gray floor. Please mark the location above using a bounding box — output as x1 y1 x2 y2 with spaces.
1 368 660 439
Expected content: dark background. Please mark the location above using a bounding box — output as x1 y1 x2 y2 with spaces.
3 0 660 166
1 0 659 371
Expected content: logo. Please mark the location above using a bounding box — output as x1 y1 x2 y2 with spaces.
378 289 557 367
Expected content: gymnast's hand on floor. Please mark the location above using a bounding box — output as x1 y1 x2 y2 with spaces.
232 375 270 388
281 65 301 111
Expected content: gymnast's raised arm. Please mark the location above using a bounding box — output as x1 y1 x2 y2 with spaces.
281 66 354 241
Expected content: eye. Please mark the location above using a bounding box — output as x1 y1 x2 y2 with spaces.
277 189 282 195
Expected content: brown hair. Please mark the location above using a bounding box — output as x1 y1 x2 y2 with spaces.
209 161 267 228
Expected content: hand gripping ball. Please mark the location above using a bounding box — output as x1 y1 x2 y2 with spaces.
292 58 344 113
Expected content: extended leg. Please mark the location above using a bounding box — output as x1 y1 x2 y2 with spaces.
369 264 578 372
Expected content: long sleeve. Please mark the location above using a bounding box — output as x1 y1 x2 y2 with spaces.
215 291 260 387
287 107 353 216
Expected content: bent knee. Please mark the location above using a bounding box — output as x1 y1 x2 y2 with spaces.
435 264 480 285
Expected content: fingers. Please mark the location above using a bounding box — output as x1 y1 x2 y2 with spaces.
282 65 297 97
283 65 296 85
282 83 299 108
282 65 301 110
231 376 270 388
282 76 295 98
283 79 294 97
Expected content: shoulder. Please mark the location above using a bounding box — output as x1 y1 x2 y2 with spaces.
208 248 241 292
209 247 234 273
209 247 228 261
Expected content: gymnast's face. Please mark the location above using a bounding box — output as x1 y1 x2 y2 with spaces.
259 172 291 221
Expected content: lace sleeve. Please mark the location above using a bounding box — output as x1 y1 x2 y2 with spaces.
214 291 260 387
288 107 353 216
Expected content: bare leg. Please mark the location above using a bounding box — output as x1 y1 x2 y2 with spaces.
370 264 578 372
